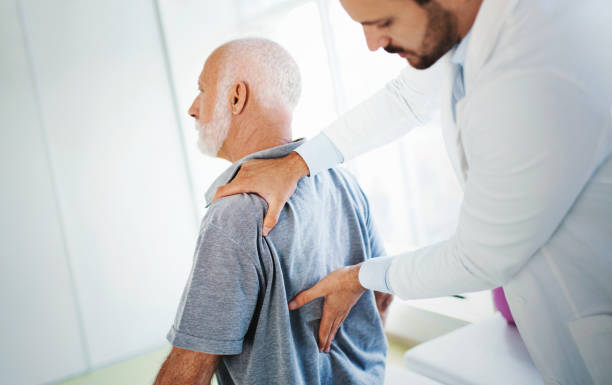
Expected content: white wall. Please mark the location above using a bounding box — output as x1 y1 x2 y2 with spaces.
19 0 201 368
1 0 209 383
0 1 87 383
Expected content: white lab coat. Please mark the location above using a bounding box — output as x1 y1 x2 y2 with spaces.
323 0 612 384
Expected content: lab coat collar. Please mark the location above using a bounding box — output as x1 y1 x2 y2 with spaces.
450 29 472 68
204 138 305 205
464 0 519 79
442 0 519 186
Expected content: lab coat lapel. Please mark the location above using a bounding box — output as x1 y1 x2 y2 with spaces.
440 56 468 186
440 0 519 188
466 0 518 77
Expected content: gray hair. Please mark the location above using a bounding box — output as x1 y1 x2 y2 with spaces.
213 38 302 111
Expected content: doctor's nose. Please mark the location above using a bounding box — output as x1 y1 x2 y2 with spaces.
363 25 390 52
188 96 199 119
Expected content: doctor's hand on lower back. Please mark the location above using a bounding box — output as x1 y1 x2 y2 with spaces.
212 151 310 236
288 263 366 353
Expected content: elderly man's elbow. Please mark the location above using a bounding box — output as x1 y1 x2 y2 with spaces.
154 346 220 385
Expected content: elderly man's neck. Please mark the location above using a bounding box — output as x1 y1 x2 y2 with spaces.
218 110 293 163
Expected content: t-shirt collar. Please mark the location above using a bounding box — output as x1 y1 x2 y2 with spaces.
204 138 305 205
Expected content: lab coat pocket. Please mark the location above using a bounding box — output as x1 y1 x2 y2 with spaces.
568 314 612 385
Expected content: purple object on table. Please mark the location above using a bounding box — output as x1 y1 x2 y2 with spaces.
493 287 515 324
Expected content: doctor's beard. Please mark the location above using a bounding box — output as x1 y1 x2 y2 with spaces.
195 95 231 157
385 1 459 70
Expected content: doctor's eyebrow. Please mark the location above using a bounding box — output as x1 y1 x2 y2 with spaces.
361 18 387 26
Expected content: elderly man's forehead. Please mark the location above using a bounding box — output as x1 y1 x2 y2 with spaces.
200 54 222 83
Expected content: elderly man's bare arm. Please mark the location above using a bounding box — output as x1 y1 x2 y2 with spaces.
212 152 309 236
154 347 219 385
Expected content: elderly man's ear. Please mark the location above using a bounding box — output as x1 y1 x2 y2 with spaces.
230 81 248 116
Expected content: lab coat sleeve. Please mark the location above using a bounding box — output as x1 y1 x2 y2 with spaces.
325 64 443 163
379 71 610 299
294 132 344 175
296 63 444 175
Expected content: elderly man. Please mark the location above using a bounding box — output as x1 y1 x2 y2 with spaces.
153 38 392 385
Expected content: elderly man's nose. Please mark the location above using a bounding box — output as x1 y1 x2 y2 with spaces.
188 98 198 118
363 25 389 52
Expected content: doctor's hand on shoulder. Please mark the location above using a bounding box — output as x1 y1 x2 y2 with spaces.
212 151 309 236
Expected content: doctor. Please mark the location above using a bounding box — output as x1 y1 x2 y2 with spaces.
213 0 612 383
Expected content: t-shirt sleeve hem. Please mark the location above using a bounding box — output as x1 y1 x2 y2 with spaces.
167 326 243 355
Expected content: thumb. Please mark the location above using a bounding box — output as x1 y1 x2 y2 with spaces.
289 284 323 311
262 199 284 236
211 183 245 204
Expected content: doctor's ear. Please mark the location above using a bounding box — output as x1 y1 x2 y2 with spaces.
230 81 248 115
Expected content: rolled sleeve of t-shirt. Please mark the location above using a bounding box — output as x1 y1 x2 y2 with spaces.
167 221 260 355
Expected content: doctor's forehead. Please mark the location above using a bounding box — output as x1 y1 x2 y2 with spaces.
339 0 398 23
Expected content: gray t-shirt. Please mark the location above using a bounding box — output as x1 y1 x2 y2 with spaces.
167 140 387 385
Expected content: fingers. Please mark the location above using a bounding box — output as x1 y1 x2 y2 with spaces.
323 317 343 353
210 173 284 237
318 311 334 353
262 199 284 236
211 183 244 204
288 285 323 310
321 313 348 353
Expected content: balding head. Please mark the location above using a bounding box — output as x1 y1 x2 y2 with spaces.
189 38 302 161
213 38 302 110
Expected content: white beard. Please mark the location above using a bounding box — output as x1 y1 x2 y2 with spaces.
195 96 231 157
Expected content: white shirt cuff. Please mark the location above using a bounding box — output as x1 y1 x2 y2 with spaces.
359 256 395 294
294 132 344 176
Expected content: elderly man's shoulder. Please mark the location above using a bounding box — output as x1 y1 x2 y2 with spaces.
203 192 266 236
325 167 370 209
